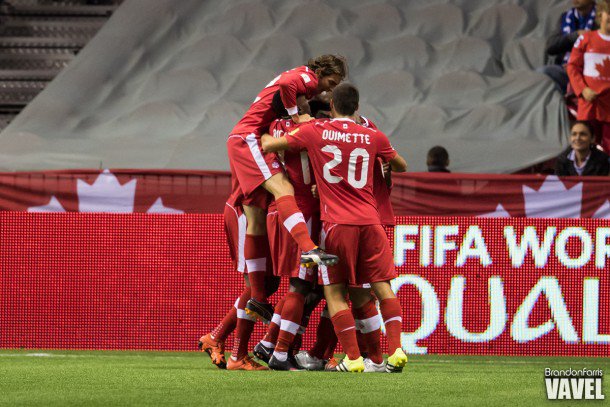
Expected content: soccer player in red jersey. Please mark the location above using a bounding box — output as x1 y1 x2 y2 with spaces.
198 185 280 371
226 56 347 330
262 83 408 373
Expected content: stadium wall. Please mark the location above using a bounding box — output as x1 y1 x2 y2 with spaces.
1 213 608 356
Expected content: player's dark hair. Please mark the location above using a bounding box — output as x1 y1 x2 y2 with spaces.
307 54 348 80
271 91 289 118
331 82 359 116
571 120 595 137
427 146 449 167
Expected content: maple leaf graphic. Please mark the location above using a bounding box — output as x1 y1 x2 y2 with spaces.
595 57 610 79
28 170 183 213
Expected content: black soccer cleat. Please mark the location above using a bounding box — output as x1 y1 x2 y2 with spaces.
268 354 304 371
300 247 339 267
253 341 274 364
245 298 274 324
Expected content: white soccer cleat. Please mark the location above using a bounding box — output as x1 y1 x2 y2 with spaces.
363 358 386 373
294 351 325 371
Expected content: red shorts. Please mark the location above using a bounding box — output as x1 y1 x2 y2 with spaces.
224 202 274 275
224 202 247 273
267 209 320 283
227 134 283 209
319 223 395 286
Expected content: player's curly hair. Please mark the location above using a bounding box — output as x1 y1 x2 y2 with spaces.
596 0 610 26
307 54 348 80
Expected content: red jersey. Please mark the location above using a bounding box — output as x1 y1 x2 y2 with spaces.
231 66 319 137
567 31 610 121
286 117 397 225
269 118 318 215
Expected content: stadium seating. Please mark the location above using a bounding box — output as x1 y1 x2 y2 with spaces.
0 0 571 173
0 0 121 130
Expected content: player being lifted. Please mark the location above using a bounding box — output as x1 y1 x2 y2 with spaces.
222 56 347 370
262 83 408 373
227 55 347 331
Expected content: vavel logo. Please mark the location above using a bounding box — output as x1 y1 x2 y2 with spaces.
545 368 605 400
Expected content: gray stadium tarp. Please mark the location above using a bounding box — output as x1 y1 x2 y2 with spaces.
0 0 570 173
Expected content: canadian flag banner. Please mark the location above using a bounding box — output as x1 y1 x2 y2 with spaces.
0 169 608 218
390 173 610 219
0 169 231 214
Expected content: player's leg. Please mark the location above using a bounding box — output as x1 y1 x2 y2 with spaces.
262 173 338 267
199 201 245 369
349 288 384 373
227 274 268 371
370 281 407 373
268 278 312 370
241 203 275 323
253 296 284 363
323 283 363 372
198 297 238 369
359 224 407 373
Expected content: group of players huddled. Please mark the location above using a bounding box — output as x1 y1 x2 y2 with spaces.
198 55 409 373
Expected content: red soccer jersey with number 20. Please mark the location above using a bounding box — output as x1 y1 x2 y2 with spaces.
286 117 397 225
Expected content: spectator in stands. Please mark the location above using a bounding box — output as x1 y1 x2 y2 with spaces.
541 0 597 94
567 0 610 152
427 146 451 173
555 121 610 175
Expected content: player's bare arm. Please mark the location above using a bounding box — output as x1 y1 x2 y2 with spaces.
389 153 407 172
261 133 289 153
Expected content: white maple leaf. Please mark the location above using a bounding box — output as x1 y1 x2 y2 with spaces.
522 175 583 218
27 169 183 213
27 196 67 212
77 169 137 213
593 200 610 219
478 204 510 218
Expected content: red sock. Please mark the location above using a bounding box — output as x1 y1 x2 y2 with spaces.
353 300 382 364
309 308 335 359
380 298 403 352
261 297 285 347
275 292 305 353
331 309 360 360
245 234 269 302
211 299 238 342
230 287 256 360
275 196 316 252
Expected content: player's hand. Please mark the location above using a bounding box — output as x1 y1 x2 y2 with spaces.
261 133 273 152
582 87 598 102
291 114 301 124
298 113 313 123
311 184 319 199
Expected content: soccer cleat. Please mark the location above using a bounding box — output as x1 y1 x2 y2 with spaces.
294 351 325 371
363 358 386 373
336 356 365 373
227 355 269 371
268 354 304 371
253 341 274 364
245 298 274 324
324 357 339 371
198 333 226 369
301 247 339 267
385 348 408 373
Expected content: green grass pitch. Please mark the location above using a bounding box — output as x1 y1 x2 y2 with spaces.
0 350 608 406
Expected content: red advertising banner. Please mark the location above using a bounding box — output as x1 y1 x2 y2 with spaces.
1 213 608 356
0 169 609 218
